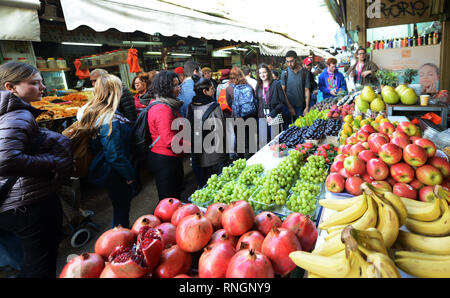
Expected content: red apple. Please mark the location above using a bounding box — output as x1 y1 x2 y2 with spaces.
358 150 377 163
393 183 417 200
442 179 450 190
330 160 344 173
427 157 450 178
409 136 421 143
356 131 370 143
397 121 417 136
362 173 374 183
345 176 364 196
341 144 353 156
386 176 397 187
403 144 428 167
334 154 347 162
362 142 369 150
346 135 358 145
414 138 437 158
410 179 424 190
368 133 390 143
350 143 366 157
366 158 389 181
326 173 345 193
378 143 403 165
368 136 388 154
361 124 375 134
419 186 435 202
339 168 350 179
416 165 444 186
379 122 395 135
391 131 409 140
343 156 366 176
390 136 410 149
390 162 415 183
371 180 392 192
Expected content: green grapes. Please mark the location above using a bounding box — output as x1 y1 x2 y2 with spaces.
300 155 328 184
206 174 223 191
238 164 264 186
218 159 247 183
286 180 321 215
214 180 254 204
191 186 216 205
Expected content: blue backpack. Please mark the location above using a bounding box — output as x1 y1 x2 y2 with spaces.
232 84 257 117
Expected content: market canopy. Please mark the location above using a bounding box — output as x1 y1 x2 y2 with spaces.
0 0 41 41
59 0 330 57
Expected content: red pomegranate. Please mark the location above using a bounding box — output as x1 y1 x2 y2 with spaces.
205 202 228 230
174 274 191 278
154 198 182 222
59 253 105 278
221 200 255 236
176 213 213 253
226 249 274 278
254 211 282 236
136 226 163 270
156 222 177 248
209 229 238 248
131 215 161 238
261 227 302 276
281 213 318 252
171 203 201 226
198 242 236 278
94 226 135 258
108 245 150 278
155 245 192 278
236 230 264 252
99 264 121 278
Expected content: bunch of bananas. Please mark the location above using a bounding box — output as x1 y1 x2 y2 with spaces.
289 225 401 278
392 185 450 278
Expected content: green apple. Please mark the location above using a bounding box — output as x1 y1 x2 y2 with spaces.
399 87 418 105
382 86 400 104
370 97 386 112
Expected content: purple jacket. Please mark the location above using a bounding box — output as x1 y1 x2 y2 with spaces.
0 91 73 213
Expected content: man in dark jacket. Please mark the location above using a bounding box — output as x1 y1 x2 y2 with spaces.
90 69 137 124
303 57 318 108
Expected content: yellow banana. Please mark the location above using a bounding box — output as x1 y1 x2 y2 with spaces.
343 250 374 278
340 226 388 256
401 196 441 222
289 251 350 278
395 230 450 255
372 194 399 248
311 234 345 256
307 272 323 278
434 184 450 204
319 194 368 230
318 195 364 211
325 229 342 241
405 199 450 237
395 254 450 278
382 192 408 226
395 250 450 261
366 252 401 278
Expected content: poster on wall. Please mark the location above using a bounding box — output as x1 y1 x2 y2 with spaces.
371 44 440 94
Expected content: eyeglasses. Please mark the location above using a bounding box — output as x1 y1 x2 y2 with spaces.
285 60 296 64
358 52 366 55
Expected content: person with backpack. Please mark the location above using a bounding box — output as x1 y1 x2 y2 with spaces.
281 50 311 129
0 62 73 278
226 66 258 160
186 75 226 187
145 71 186 200
78 74 136 229
255 64 285 147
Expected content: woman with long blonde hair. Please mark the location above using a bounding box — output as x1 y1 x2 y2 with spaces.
78 74 136 228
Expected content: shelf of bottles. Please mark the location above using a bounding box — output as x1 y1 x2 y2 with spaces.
369 32 440 51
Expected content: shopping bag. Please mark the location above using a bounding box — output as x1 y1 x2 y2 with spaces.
62 121 93 178
128 48 141 73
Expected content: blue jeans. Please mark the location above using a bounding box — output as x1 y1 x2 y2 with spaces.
104 170 133 229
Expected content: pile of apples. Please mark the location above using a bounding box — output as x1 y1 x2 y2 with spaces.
326 104 355 119
326 119 450 202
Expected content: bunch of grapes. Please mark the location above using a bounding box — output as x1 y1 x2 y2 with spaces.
218 159 246 183
191 186 216 205
238 164 264 186
268 150 304 190
206 174 223 191
230 183 255 202
250 186 288 210
214 180 237 203
300 155 328 184
286 180 321 215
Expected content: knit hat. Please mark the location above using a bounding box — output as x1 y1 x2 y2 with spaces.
220 69 230 80
174 67 184 74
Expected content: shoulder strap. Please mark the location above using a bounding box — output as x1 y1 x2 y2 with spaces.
202 102 220 122
147 101 178 118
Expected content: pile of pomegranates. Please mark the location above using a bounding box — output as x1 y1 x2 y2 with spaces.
59 199 318 278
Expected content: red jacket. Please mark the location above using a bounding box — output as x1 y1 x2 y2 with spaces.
147 100 185 158
134 93 147 110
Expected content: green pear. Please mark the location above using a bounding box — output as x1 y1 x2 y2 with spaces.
360 86 377 102
399 87 418 105
382 86 400 104
356 97 370 113
370 97 386 112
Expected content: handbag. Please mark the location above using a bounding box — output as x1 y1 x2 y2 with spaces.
62 121 93 178
268 113 284 126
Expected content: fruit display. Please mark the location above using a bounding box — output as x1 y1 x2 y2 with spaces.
286 180 321 215
304 119 327 140
300 155 328 184
31 93 90 121
293 109 329 128
295 143 338 165
380 85 418 106
324 118 342 136
59 199 319 278
278 125 308 148
328 116 449 199
288 182 450 278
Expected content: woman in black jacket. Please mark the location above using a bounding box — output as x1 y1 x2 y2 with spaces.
0 62 73 278
255 64 284 147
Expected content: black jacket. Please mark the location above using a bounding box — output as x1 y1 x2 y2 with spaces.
255 80 285 118
118 87 137 125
